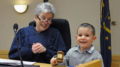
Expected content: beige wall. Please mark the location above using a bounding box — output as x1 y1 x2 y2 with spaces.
109 0 120 54
0 0 119 54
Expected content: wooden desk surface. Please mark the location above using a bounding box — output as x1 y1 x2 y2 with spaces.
34 63 52 67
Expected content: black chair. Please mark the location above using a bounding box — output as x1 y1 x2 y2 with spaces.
29 19 71 52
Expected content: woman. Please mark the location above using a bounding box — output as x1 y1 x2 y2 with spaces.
9 2 66 63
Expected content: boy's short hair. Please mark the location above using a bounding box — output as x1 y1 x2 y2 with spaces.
78 23 95 35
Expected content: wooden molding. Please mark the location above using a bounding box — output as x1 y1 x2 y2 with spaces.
112 54 120 67
0 50 9 59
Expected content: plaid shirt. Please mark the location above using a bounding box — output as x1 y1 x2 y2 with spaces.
62 45 104 67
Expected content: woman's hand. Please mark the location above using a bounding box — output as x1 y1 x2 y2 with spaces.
32 42 46 54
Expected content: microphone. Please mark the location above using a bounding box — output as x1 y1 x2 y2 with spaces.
13 23 24 67
13 23 39 67
13 23 18 33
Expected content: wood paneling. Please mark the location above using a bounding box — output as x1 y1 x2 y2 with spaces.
0 50 9 59
112 55 120 67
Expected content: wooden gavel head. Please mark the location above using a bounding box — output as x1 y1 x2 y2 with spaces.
57 51 64 63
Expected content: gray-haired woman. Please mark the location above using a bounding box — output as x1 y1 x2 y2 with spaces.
9 2 66 63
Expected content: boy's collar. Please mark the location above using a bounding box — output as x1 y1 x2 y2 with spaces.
86 45 94 53
75 45 94 54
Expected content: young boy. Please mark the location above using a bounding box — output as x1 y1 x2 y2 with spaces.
50 23 104 67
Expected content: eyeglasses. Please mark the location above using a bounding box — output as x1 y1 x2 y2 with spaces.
37 15 52 23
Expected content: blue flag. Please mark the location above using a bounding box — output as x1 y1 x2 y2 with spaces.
100 0 111 67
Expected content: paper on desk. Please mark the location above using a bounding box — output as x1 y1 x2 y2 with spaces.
0 58 36 65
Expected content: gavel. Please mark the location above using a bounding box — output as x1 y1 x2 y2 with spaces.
57 51 64 63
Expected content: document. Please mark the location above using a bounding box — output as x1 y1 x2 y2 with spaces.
0 58 36 65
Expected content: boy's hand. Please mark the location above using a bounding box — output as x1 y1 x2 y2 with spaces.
50 57 57 66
